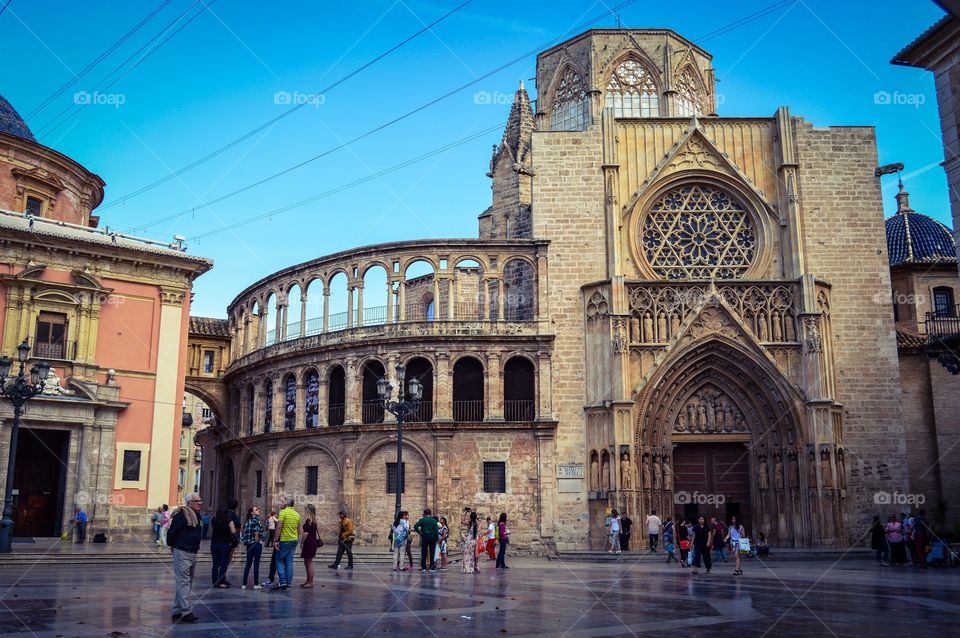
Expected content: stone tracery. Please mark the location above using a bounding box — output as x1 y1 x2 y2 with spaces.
605 58 660 117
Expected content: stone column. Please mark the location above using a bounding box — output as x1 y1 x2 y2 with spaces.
276 302 285 342
344 359 360 424
481 279 490 321
295 378 306 431
487 352 503 421
272 377 284 433
537 351 552 420
317 378 329 427
445 277 455 320
346 285 355 328
323 288 330 333
435 354 451 421
300 294 308 337
398 282 407 321
386 280 394 323
356 283 365 326
497 278 506 321
432 277 441 320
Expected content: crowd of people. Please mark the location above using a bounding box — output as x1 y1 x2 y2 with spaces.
164 494 513 624
869 509 954 568
605 509 762 576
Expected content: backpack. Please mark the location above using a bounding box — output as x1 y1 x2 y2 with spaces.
494 524 500 540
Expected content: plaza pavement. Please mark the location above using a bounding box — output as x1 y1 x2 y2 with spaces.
0 551 957 637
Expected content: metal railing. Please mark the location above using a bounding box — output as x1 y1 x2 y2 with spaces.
452 400 484 422
328 404 345 426
361 400 385 424
925 304 960 338
504 400 535 422
33 340 75 360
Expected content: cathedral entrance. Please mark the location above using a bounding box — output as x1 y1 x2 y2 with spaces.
672 442 751 528
13 428 69 537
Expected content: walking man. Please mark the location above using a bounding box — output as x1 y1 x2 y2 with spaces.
73 507 87 544
167 493 202 623
645 510 662 552
619 512 632 551
273 497 301 589
413 508 440 572
329 510 355 570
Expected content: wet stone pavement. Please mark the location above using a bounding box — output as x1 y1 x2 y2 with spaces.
0 555 957 637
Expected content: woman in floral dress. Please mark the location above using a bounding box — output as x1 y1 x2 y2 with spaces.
461 511 481 573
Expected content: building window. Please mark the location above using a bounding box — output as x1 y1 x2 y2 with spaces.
386 462 405 494
305 466 318 495
483 462 507 493
642 184 757 279
255 470 263 498
933 287 956 316
246 387 255 436
675 66 704 117
263 380 273 433
24 196 43 216
178 467 186 488
195 469 201 493
305 369 320 428
605 59 659 118
35 312 67 359
284 375 297 431
121 450 142 482
201 407 211 420
550 66 588 131
203 350 215 374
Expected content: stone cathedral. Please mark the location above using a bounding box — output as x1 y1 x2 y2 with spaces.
193 28 958 551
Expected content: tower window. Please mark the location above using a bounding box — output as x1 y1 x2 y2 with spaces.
550 67 588 131
24 196 43 216
933 287 956 317
675 67 704 117
605 59 659 118
35 312 67 359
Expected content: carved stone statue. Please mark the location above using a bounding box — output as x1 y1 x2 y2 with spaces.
671 312 681 334
820 449 833 488
620 452 633 490
837 449 846 490
772 311 783 341
808 452 818 488
723 405 734 432
758 312 769 341
653 456 662 490
630 318 640 343
657 313 667 342
758 456 769 490
789 453 799 489
41 370 75 396
590 454 600 492
663 458 672 490
687 403 697 431
715 403 724 432
600 453 610 492
705 398 716 432
643 313 653 342
774 456 784 490
676 413 686 433
697 404 707 433
642 454 651 488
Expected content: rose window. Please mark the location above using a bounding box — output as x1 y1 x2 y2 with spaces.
642 185 756 279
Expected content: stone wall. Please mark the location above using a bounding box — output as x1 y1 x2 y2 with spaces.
530 128 607 548
793 120 908 539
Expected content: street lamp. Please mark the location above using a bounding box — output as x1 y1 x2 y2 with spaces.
378 364 423 521
0 340 51 553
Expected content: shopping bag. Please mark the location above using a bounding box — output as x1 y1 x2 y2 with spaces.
738 537 751 555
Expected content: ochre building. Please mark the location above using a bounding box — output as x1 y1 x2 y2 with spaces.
0 96 211 540
194 28 958 550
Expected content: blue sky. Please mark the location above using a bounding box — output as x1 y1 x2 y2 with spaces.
2 0 949 317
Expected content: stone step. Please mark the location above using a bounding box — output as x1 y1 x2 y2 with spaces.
0 549 447 566
550 549 875 562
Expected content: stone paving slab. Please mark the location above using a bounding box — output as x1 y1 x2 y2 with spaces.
0 555 957 637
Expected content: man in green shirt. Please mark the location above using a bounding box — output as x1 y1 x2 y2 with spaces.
413 508 440 573
273 497 302 589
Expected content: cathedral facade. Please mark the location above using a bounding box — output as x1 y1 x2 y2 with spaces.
194 28 951 550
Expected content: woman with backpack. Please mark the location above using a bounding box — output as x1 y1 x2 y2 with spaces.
677 518 691 567
240 507 264 590
392 511 410 571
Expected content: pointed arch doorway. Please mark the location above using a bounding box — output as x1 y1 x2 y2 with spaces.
635 319 810 547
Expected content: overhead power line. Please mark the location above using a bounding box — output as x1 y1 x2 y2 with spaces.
34 0 217 138
25 0 175 119
694 0 796 43
124 0 645 232
188 123 503 240
100 0 474 211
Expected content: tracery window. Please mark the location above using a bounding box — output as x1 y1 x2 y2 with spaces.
675 67 704 117
642 184 757 280
604 59 659 118
550 67 588 131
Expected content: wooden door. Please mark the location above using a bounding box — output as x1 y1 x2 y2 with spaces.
672 442 751 528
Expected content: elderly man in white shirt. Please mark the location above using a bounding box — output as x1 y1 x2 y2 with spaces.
645 510 662 552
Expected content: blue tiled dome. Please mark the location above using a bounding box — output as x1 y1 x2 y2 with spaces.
0 95 36 142
885 186 956 267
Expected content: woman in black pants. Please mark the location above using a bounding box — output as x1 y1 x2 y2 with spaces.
210 506 237 587
690 515 713 575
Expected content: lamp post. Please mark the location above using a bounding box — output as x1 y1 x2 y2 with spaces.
377 364 423 522
0 340 51 553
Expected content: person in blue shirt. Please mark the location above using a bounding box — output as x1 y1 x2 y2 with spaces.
73 507 88 544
